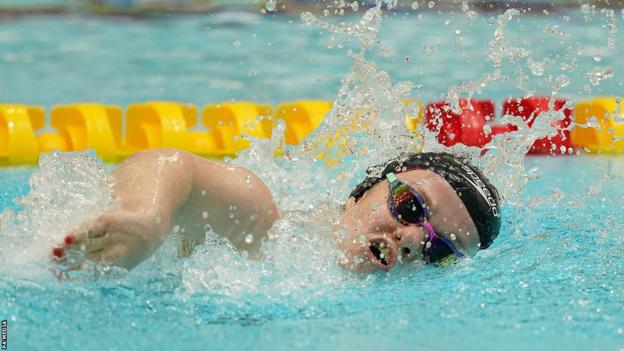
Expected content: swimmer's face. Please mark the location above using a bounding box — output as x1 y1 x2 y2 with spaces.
334 169 480 273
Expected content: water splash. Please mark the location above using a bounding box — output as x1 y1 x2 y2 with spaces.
0 0 618 301
446 9 527 114
0 152 114 279
177 207 348 302
601 8 617 50
587 66 614 86
300 6 423 189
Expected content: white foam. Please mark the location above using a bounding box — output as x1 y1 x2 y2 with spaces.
0 151 114 280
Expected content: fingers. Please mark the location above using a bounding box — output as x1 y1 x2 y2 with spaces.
53 212 116 254
84 234 112 254
66 218 112 248
52 220 117 272
51 246 86 274
50 213 126 279
100 244 126 266
51 241 107 277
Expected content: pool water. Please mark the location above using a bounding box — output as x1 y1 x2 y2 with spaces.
1 7 624 351
0 156 623 350
0 10 622 107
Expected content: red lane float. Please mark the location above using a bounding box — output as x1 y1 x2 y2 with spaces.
502 97 572 155
489 124 517 137
425 99 495 148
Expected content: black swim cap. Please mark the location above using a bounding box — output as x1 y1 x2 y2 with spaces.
349 152 502 249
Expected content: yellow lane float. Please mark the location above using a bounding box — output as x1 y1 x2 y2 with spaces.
571 97 624 154
2 97 624 167
202 102 273 156
403 99 423 132
0 104 45 165
125 101 197 155
49 103 122 162
275 100 333 146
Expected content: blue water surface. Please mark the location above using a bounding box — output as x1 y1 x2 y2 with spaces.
0 156 623 351
0 8 624 351
0 11 622 109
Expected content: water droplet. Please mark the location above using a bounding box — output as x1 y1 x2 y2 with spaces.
411 1 419 9
461 1 469 12
450 233 457 241
483 124 492 136
427 1 435 8
528 167 540 180
244 233 254 244
202 211 209 219
593 55 602 62
173 225 180 233
265 0 276 12
580 3 591 14
588 66 614 86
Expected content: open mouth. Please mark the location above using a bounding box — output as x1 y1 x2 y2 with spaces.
367 238 396 271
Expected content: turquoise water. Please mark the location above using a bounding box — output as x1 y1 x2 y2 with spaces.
0 0 62 5
1 9 624 351
0 11 622 108
0 156 623 350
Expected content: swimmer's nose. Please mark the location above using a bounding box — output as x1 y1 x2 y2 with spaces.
366 235 398 271
393 226 426 263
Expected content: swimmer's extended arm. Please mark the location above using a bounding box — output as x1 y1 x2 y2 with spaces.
54 149 279 271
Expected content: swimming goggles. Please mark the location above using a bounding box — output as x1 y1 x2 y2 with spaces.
386 172 464 263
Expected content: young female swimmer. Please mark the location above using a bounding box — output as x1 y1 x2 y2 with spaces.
52 149 502 274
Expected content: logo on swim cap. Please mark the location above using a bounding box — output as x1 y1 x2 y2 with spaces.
460 165 500 217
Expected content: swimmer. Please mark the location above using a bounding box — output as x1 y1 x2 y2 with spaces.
52 149 501 274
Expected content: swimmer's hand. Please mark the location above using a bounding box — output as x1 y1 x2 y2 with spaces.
52 210 170 272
